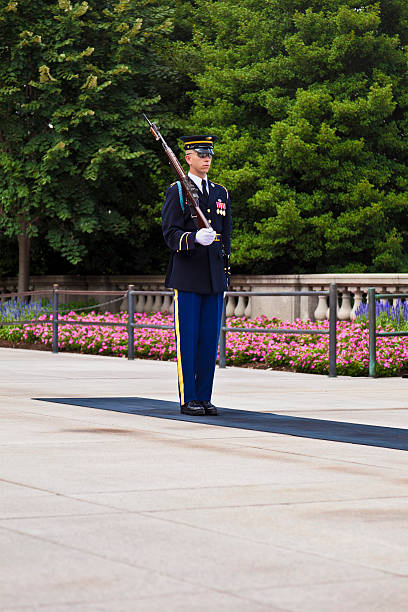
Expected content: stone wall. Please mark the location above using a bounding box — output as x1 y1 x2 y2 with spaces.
2 273 408 320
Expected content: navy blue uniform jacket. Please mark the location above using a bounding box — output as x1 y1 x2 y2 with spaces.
162 180 231 294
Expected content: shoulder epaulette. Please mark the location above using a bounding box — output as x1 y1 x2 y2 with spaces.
212 182 229 199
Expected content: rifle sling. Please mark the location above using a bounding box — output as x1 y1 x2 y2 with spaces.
177 181 199 229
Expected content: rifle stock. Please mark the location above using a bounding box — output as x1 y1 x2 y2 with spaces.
143 114 210 230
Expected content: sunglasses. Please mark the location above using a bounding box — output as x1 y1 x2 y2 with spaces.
196 151 213 159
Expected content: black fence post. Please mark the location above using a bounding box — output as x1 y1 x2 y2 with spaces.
127 284 135 360
368 287 376 378
328 283 337 377
218 294 227 368
52 283 59 354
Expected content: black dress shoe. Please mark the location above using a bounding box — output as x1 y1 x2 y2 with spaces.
200 401 218 416
180 400 205 416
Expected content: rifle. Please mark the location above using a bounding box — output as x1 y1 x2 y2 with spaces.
143 114 210 230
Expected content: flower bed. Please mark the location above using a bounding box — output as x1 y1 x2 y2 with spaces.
2 311 176 360
1 310 408 376
227 316 408 376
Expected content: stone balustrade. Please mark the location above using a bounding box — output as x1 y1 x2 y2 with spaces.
2 273 408 321
227 274 408 321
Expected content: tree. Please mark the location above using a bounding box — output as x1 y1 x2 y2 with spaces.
0 233 17 278
0 0 176 291
172 0 408 273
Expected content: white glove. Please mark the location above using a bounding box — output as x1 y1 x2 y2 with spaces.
195 228 216 246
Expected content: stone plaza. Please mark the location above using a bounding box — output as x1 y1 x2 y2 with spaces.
0 347 407 611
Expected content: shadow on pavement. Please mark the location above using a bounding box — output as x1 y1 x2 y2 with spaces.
33 396 408 451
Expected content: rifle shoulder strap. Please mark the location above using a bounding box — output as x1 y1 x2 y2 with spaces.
176 180 200 229
176 181 184 213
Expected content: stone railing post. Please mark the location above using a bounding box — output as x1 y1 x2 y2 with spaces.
244 292 252 317
144 288 154 313
162 292 172 313
226 295 236 318
349 287 363 320
337 289 352 321
235 290 246 317
135 292 145 313
314 290 328 321
152 292 162 312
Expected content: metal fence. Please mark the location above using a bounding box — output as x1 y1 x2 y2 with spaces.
126 286 174 360
0 283 339 377
368 287 408 378
48 285 176 357
0 284 175 358
219 284 338 377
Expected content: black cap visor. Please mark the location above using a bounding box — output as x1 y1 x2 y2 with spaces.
189 147 214 157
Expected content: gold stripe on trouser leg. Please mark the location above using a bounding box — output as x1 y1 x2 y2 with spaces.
174 290 185 405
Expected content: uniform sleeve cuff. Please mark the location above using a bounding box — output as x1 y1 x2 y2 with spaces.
187 232 196 250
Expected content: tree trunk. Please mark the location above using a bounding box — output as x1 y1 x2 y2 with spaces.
17 233 31 296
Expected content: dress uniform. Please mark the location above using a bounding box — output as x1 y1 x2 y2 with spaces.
162 135 231 416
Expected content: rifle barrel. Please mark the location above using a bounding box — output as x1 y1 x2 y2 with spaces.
143 113 210 229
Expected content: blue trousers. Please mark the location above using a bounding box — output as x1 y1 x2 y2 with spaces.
174 290 224 405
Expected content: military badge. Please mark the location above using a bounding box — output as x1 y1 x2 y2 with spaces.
216 199 226 216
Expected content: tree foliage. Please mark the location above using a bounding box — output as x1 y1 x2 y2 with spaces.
2 0 408 281
0 0 177 285
174 0 408 273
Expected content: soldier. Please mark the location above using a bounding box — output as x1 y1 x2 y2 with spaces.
162 135 231 416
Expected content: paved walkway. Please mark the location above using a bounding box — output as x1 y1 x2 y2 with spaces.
0 348 407 611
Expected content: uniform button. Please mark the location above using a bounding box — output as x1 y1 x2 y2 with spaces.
209 220 212 224
207 209 211 212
